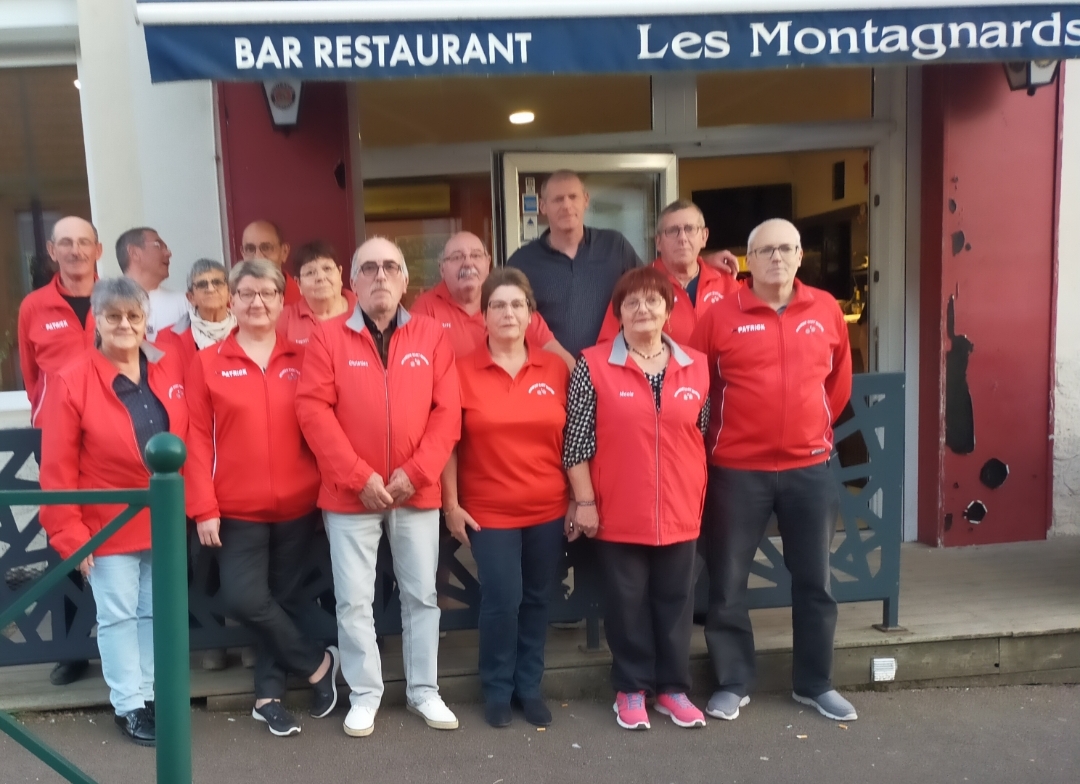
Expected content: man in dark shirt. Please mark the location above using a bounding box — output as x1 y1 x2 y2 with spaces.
507 171 642 356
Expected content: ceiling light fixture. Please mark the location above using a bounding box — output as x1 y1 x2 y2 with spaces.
509 111 535 125
73 79 81 90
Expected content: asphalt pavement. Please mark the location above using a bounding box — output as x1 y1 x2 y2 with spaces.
2 685 1078 784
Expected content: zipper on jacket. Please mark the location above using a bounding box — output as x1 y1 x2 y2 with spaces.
776 309 787 465
259 363 276 509
654 393 662 547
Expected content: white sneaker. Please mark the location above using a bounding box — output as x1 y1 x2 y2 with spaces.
407 696 459 730
343 705 377 737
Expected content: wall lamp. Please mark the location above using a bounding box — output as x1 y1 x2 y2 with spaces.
263 79 302 127
1004 60 1060 96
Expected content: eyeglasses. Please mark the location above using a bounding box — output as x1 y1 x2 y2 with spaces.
102 310 146 326
53 237 97 250
660 224 704 239
358 260 403 278
300 262 340 279
191 278 227 292
749 244 800 260
442 251 488 264
242 242 279 257
621 295 667 312
149 240 169 252
488 299 529 312
235 288 282 304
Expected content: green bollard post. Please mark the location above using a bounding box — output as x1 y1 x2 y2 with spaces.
145 433 191 784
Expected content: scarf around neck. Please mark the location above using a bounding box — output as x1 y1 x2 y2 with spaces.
190 310 237 349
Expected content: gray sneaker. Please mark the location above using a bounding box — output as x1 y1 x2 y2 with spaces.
792 690 858 721
705 690 750 720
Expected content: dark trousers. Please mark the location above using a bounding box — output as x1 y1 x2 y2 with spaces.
218 514 325 700
595 539 697 696
701 463 839 698
468 518 564 703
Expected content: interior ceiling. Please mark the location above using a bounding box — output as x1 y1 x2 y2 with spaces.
356 74 653 148
0 66 88 201
697 67 873 127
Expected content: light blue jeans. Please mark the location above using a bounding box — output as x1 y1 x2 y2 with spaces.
88 550 154 714
324 508 441 710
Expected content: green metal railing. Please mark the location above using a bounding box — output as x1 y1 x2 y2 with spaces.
0 433 190 784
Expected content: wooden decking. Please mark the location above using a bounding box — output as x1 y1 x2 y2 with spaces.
3 538 1079 713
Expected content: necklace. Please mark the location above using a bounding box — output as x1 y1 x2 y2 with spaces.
626 338 666 360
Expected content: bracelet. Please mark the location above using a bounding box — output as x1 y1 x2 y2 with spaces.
575 500 596 507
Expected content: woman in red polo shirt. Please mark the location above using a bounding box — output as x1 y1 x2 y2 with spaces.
276 241 355 351
563 266 710 732
186 259 339 738
442 267 570 730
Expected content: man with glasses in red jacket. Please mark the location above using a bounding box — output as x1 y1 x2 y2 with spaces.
296 237 461 739
691 218 855 724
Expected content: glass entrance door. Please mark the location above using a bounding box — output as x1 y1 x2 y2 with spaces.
495 152 678 263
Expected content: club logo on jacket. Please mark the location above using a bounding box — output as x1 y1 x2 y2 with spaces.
796 319 826 335
701 291 723 305
736 323 766 334
44 320 70 331
279 367 301 381
168 384 185 400
220 368 248 378
401 352 430 367
673 386 702 401
528 382 556 396
348 359 369 367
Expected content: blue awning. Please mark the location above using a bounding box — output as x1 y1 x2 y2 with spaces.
136 1 1080 82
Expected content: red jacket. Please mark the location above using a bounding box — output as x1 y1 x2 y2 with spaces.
17 275 97 422
277 290 357 351
186 332 320 523
38 344 189 559
154 320 198 371
295 307 460 513
579 337 709 547
597 258 741 345
690 282 852 472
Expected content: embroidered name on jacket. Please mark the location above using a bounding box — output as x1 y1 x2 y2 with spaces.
348 359 369 367
220 369 248 378
44 320 70 331
736 323 766 333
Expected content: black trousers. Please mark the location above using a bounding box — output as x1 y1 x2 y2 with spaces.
701 462 839 698
218 513 325 700
595 539 697 696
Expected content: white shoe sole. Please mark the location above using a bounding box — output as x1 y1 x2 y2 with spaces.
343 710 376 737
310 646 340 719
792 692 857 721
654 704 706 728
612 702 650 730
251 707 301 737
407 703 459 730
705 694 750 721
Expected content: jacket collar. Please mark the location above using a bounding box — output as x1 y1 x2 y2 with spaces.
473 337 543 371
214 329 299 361
606 333 693 368
295 289 357 321
737 279 814 313
652 256 724 289
345 303 410 334
90 342 164 382
170 313 192 334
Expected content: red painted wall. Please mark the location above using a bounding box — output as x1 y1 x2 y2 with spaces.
918 64 1059 546
218 82 355 276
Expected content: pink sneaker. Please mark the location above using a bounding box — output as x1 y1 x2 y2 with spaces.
613 691 650 730
655 692 706 728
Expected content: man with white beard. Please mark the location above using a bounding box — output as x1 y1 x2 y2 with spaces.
410 231 574 368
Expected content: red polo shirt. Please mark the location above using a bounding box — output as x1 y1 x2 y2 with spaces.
457 342 570 529
17 274 97 422
283 272 302 306
410 281 556 358
277 290 357 350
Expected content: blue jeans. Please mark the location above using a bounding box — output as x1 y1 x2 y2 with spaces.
87 550 154 714
468 518 564 704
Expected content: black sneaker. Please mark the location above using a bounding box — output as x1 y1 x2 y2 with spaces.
252 701 301 737
114 707 156 747
484 701 512 728
50 660 89 686
310 646 340 719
